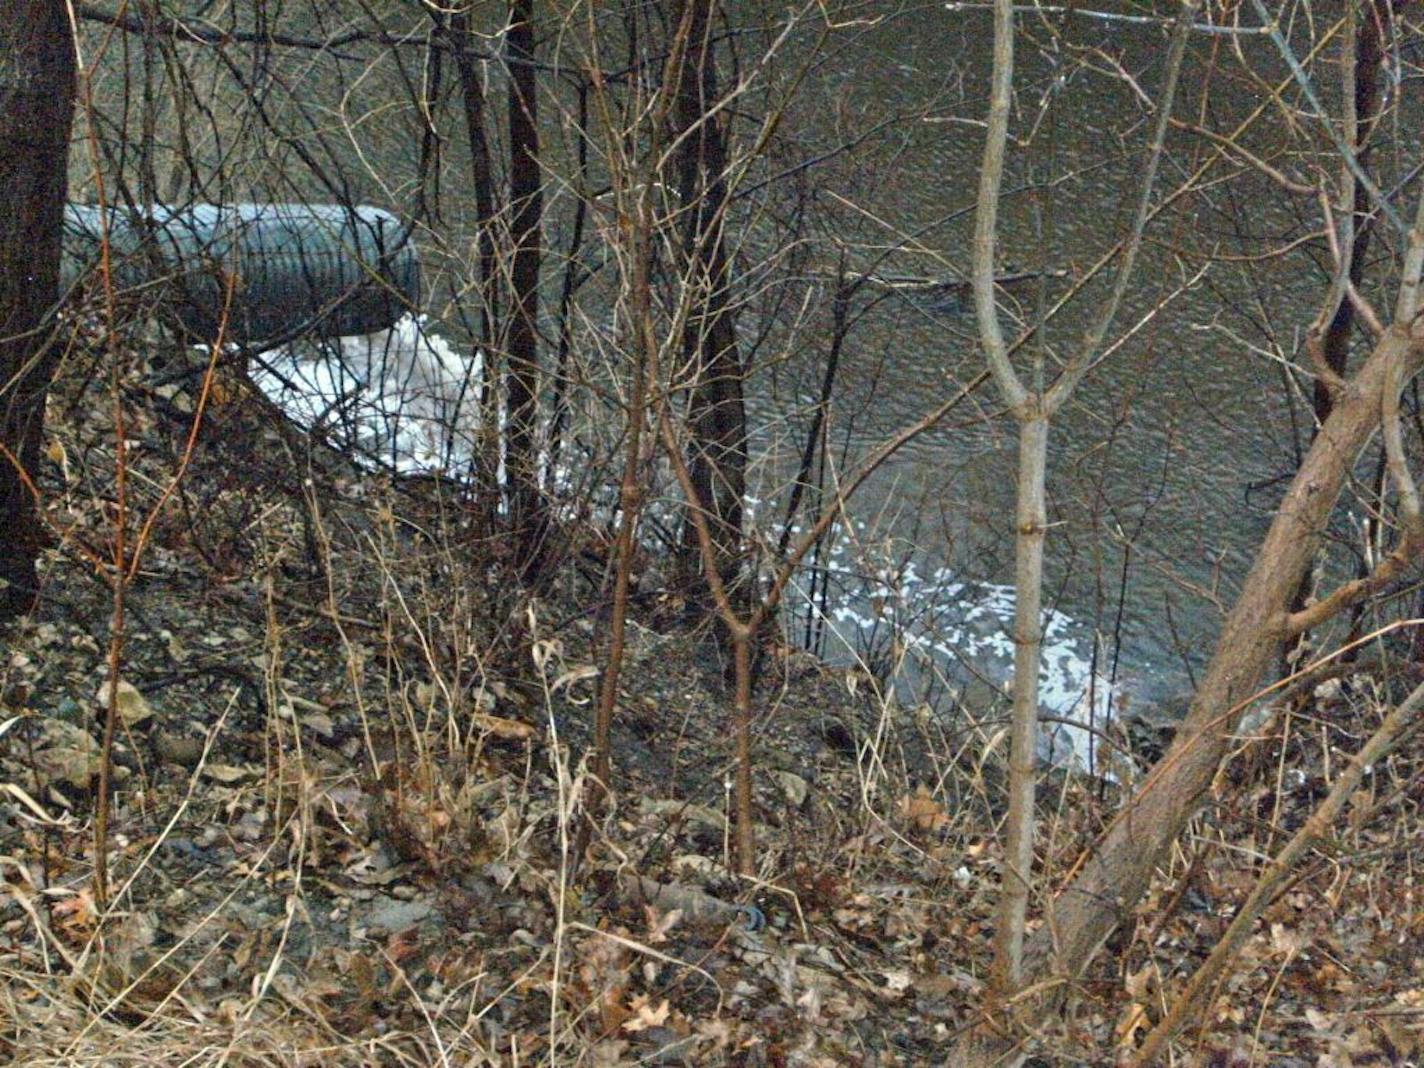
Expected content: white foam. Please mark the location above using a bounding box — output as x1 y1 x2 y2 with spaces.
786 518 1124 777
252 314 489 479
251 319 1126 775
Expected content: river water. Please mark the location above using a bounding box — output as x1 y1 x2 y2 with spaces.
735 3 1408 760
217 2 1414 769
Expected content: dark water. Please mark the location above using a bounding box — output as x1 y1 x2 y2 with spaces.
744 3 1402 732
111 3 1410 758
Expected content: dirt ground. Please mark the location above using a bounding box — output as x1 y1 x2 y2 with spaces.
1 340 1421 1066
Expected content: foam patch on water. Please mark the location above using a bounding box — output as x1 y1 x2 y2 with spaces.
781 517 1124 776
251 315 492 479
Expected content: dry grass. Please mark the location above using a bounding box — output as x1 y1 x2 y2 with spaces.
1 337 1421 1066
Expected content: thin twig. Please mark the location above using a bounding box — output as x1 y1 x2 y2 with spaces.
1129 677 1424 1065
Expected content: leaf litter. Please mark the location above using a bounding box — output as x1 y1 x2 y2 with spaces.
0 340 1420 1065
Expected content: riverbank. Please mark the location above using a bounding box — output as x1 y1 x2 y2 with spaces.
249 317 1165 778
2 338 1419 1065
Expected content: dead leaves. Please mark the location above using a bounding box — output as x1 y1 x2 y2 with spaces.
897 784 951 833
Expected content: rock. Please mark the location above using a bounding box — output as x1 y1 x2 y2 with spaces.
95 678 155 727
19 718 98 790
360 894 434 933
772 770 809 809
155 731 204 767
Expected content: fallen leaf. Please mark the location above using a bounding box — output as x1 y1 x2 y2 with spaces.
550 664 598 698
642 905 683 944
1114 1002 1149 1048
621 995 671 1033
898 785 949 832
46 439 70 482
202 763 254 784
472 713 537 742
881 969 913 995
773 770 809 808
1124 963 1154 1001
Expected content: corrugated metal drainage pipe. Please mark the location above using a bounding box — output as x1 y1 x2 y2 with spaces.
61 203 420 346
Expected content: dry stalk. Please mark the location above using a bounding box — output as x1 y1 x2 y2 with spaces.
1129 677 1424 1065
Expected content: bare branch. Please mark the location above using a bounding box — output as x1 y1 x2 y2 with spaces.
1043 0 1197 413
1394 182 1424 324
1246 0 1407 235
79 2 430 56
1285 523 1424 636
1129 677 1424 1066
943 1 1273 35
1168 117 1315 196
1382 189 1424 523
970 0 1024 409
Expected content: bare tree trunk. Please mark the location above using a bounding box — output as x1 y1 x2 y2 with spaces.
960 318 1424 1064
0 2 75 621
967 0 1194 1000
992 412 1048 988
1313 0 1388 423
586 211 652 827
445 10 500 356
546 82 591 477
1288 0 1391 667
506 0 546 578
672 0 747 625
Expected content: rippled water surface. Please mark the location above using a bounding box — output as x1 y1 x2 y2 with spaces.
734 3 1416 738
